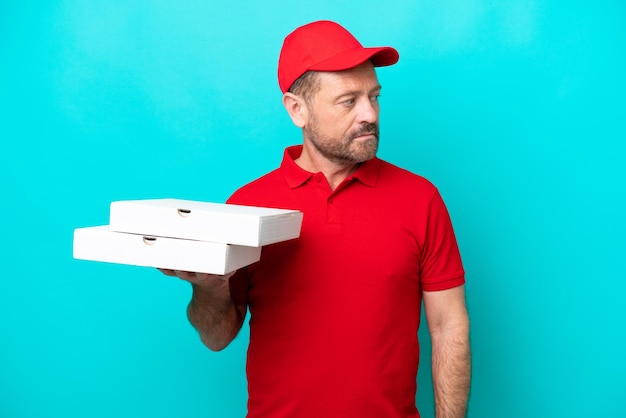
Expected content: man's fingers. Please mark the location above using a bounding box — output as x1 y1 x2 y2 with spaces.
175 270 197 281
158 269 200 281
158 268 237 284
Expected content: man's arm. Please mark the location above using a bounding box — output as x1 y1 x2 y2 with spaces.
160 269 247 351
423 285 471 418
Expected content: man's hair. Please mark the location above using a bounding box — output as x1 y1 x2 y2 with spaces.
288 71 321 103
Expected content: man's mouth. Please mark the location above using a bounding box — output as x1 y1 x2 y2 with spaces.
351 126 379 141
353 132 377 141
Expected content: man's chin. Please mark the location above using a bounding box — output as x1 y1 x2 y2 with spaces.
349 151 377 164
351 141 378 162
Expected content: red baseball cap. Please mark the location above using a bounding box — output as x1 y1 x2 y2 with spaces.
278 20 399 93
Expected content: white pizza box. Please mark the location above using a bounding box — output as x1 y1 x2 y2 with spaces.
109 199 303 247
73 226 262 275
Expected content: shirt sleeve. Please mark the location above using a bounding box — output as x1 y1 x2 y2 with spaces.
419 189 465 292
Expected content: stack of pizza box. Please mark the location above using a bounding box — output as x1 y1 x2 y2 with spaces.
73 198 303 275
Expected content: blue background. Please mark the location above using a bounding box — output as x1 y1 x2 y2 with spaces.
2 1 625 417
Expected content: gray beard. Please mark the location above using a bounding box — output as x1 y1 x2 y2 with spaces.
305 122 380 165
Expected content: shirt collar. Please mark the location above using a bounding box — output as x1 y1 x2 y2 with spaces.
281 145 380 189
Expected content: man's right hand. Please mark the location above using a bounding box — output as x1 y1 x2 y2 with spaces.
158 268 236 289
158 268 244 351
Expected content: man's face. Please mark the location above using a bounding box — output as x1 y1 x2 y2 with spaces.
303 61 381 165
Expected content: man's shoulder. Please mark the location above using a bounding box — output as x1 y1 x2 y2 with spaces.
376 158 438 193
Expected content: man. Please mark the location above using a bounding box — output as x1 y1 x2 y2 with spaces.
161 20 470 418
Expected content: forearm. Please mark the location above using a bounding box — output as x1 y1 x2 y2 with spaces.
431 323 471 418
187 281 244 351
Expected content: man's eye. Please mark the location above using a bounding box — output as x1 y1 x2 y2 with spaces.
371 94 381 103
343 99 355 106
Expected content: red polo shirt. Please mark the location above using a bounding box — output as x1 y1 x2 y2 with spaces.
227 145 464 418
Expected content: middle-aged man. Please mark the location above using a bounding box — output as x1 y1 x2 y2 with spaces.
161 20 471 418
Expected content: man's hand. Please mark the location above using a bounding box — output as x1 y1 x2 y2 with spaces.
158 268 246 351
158 268 236 288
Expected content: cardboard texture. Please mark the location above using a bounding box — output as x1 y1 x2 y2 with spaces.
73 226 262 275
109 199 303 246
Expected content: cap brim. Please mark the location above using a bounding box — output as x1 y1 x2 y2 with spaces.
309 46 399 72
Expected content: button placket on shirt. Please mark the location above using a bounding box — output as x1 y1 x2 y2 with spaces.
309 172 340 231
326 176 356 229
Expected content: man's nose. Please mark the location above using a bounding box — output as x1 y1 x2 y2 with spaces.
356 98 379 124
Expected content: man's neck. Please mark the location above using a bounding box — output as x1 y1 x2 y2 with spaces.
295 142 359 191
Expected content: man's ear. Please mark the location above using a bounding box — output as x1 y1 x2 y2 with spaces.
282 92 308 128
